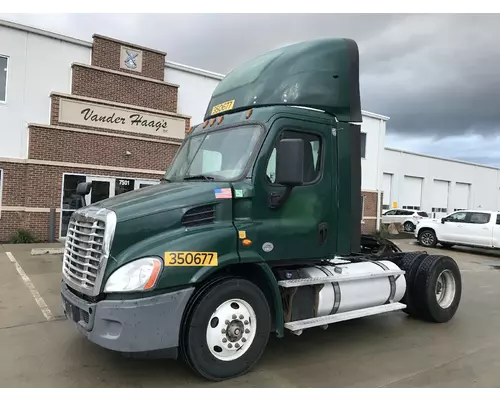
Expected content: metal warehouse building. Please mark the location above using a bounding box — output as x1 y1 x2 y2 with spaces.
0 19 498 241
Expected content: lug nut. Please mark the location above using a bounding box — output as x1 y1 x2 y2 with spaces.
222 338 227 343
221 329 226 334
244 320 249 325
228 343 233 348
232 314 237 319
235 343 240 348
242 338 247 343
239 314 244 319
245 329 250 334
225 320 230 325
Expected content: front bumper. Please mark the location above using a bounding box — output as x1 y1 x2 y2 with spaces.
60 281 194 356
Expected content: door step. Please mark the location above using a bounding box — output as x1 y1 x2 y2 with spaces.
278 270 405 288
284 302 407 332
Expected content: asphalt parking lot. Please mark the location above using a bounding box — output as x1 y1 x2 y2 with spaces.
1 239 500 388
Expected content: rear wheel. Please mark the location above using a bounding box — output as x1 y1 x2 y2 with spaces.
182 278 271 381
412 255 462 322
404 221 415 232
418 229 437 247
398 252 427 317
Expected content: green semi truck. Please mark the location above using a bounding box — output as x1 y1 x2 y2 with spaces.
60 38 462 381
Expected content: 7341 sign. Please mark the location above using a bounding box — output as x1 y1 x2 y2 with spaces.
164 252 218 267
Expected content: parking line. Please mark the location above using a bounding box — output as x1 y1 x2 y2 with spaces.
5 251 55 321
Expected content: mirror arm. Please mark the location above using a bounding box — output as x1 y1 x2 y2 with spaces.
268 186 293 209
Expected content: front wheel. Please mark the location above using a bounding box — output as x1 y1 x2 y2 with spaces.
182 278 271 381
418 229 437 247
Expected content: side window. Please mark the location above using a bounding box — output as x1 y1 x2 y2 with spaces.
266 131 322 184
468 212 491 224
496 214 500 225
384 210 396 215
447 212 467 222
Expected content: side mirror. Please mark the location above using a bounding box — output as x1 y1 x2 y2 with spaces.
441 217 447 224
76 182 92 196
275 138 304 187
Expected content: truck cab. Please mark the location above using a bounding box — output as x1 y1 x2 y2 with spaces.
416 209 500 249
60 37 462 382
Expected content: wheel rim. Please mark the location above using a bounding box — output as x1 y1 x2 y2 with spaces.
404 223 412 232
420 232 434 246
435 269 456 308
206 298 257 361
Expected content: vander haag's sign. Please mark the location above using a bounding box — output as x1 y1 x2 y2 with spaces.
58 98 186 139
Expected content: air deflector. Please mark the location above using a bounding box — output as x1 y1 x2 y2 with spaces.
204 38 361 123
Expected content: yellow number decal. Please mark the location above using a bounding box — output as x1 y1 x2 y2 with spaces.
164 252 218 267
211 100 235 116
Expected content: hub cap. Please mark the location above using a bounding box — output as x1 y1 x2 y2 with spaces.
435 269 456 308
206 299 257 361
420 232 434 246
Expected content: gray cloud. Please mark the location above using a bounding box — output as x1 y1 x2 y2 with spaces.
2 13 500 164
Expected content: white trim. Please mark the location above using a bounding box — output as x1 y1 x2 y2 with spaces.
385 146 500 171
72 62 180 88
92 34 167 56
165 60 225 81
2 206 62 213
28 123 184 146
0 53 8 104
361 110 390 121
0 157 165 175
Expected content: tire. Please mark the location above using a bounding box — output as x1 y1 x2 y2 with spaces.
182 278 271 381
412 255 462 323
404 221 415 232
418 229 437 247
398 252 427 317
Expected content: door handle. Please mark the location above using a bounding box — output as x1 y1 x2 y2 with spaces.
318 222 328 245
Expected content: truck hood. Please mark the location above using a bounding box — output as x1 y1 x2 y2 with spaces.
94 180 232 222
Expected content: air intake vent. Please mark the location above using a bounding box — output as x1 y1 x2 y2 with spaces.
182 204 216 227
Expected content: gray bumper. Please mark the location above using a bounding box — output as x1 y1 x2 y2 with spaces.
61 281 194 355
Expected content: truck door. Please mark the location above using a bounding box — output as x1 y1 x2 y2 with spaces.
462 211 493 246
491 213 500 248
245 116 335 263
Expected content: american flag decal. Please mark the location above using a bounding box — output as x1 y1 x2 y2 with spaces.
214 188 232 199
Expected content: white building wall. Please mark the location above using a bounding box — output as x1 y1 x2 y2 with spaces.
360 112 388 192
383 148 500 216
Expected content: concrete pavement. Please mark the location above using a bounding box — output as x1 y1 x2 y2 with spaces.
1 240 500 387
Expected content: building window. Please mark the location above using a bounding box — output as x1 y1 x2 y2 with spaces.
432 207 447 213
402 205 420 210
360 132 367 158
0 55 8 102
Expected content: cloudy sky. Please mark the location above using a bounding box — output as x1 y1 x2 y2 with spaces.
2 13 500 166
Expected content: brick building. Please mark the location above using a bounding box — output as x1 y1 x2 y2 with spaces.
0 20 389 242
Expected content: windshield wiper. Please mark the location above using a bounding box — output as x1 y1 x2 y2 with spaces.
183 174 216 181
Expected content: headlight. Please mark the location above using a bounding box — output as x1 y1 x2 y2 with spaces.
104 257 162 293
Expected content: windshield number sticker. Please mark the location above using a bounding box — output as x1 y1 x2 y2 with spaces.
164 252 218 267
211 100 235 116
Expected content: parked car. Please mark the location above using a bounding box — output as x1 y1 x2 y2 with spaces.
382 208 430 232
415 209 500 249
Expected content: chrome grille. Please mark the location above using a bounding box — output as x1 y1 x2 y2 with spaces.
62 207 116 296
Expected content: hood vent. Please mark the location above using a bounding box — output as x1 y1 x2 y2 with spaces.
182 204 216 227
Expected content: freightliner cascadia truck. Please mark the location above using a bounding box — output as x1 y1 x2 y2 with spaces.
60 38 462 381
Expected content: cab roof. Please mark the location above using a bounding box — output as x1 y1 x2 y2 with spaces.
203 38 362 123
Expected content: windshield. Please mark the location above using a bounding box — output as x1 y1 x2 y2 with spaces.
165 124 263 181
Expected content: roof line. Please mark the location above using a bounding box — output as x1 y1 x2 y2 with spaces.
0 18 225 81
385 146 500 171
362 110 390 121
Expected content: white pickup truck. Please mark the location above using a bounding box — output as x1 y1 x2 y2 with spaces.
415 209 500 249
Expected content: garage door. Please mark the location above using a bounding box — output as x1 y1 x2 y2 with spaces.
382 173 392 209
454 182 470 211
402 176 423 210
432 179 449 217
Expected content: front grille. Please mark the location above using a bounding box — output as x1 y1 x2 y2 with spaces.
62 207 116 296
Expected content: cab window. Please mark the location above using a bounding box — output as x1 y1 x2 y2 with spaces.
468 212 491 224
266 131 321 184
447 212 467 222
